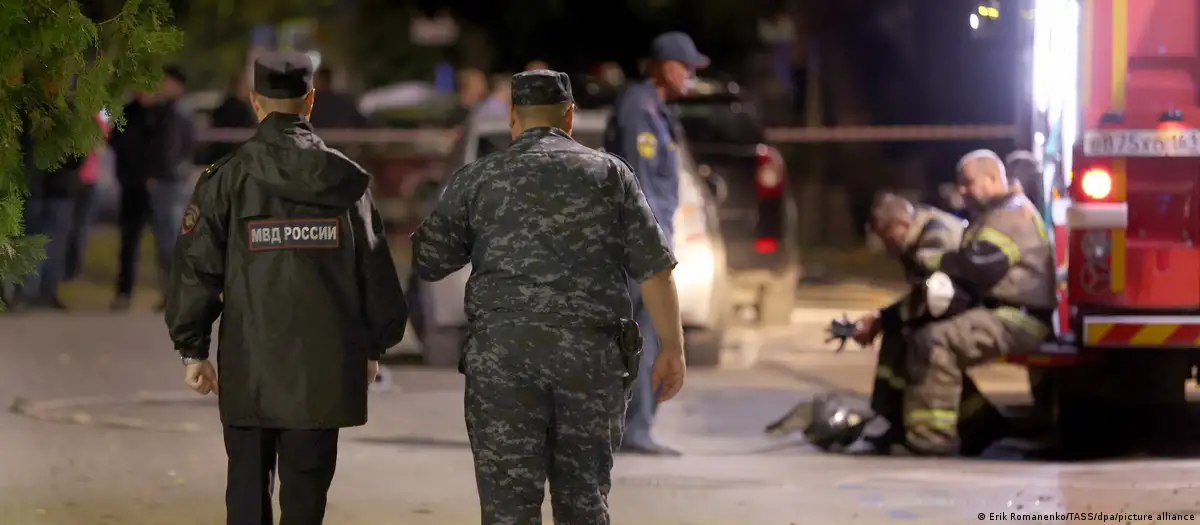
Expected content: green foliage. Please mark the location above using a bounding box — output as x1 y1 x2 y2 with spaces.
0 0 181 307
178 0 328 88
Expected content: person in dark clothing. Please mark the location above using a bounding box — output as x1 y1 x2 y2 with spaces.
13 77 86 310
110 66 195 311
64 112 112 283
164 51 408 525
197 75 256 165
18 159 82 310
308 67 369 129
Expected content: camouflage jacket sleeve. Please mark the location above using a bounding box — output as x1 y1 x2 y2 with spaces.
411 166 473 282
612 156 677 282
939 205 1029 294
351 190 408 359
164 156 233 359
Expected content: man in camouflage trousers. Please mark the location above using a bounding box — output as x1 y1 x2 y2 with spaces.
901 149 1056 456
411 69 688 525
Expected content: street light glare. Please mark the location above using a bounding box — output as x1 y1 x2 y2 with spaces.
969 13 980 29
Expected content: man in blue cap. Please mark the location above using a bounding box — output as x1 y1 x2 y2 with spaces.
604 31 709 456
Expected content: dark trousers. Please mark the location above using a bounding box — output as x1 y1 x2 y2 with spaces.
64 183 96 282
115 179 186 295
20 196 75 301
223 426 340 525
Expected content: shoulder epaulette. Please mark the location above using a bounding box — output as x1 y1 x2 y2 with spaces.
202 153 236 180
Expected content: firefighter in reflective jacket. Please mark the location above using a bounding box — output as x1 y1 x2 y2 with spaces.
850 195 977 454
767 194 1006 455
902 149 1056 456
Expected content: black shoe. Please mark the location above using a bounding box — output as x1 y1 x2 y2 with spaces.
960 417 1013 457
619 441 683 456
110 295 132 311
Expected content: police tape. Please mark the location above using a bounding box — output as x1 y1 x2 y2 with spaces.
195 124 1018 147
764 124 1017 143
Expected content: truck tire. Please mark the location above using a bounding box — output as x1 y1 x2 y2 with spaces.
422 327 466 368
757 276 797 327
1037 362 1120 459
685 327 723 368
1046 351 1189 458
1027 366 1055 427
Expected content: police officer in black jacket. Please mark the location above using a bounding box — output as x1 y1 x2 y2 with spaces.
164 51 408 525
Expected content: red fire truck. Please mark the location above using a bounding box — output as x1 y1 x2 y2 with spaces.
1023 0 1199 452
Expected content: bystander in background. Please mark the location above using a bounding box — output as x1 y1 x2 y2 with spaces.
309 66 370 129
109 65 194 311
14 74 87 311
197 74 255 165
63 111 112 284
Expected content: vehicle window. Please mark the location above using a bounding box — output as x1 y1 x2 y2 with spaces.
476 131 605 158
671 101 765 145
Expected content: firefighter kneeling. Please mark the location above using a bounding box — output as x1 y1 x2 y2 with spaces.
778 150 1055 457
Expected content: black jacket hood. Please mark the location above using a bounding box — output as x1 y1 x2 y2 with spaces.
241 112 369 208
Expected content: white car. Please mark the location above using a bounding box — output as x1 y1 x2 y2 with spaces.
408 110 730 367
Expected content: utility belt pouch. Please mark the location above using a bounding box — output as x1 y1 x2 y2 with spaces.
616 318 644 390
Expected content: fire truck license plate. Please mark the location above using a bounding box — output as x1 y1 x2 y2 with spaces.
1083 129 1200 157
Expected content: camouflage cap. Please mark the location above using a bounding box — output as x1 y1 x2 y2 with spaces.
510 69 573 106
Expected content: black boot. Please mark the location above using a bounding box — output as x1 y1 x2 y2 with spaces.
841 416 901 456
959 408 1013 457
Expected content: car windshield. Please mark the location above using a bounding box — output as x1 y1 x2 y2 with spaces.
671 99 765 145
476 131 605 158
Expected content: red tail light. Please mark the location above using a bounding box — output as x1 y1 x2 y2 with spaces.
755 144 783 198
1158 121 1185 133
754 237 779 254
1080 168 1112 200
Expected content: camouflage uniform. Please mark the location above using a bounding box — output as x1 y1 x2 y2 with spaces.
903 193 1055 455
411 70 677 525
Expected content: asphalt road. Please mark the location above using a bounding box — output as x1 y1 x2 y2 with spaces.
2 299 1199 524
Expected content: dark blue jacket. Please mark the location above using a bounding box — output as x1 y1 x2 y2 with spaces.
604 81 680 241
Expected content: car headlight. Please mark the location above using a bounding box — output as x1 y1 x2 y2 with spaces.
1080 230 1111 261
672 243 715 287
